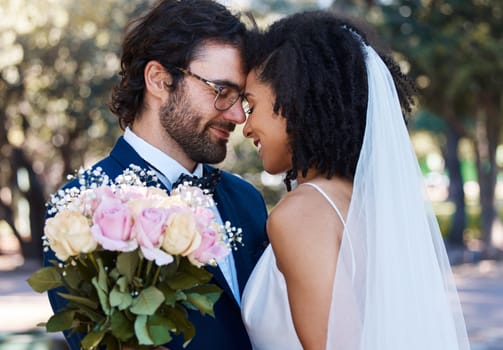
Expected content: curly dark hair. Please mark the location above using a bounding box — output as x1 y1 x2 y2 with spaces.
245 11 415 190
109 0 247 129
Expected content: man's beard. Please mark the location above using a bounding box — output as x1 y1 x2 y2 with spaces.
159 87 235 164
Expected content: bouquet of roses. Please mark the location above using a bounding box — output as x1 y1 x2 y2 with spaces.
28 165 242 349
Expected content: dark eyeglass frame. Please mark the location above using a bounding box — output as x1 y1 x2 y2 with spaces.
172 67 245 112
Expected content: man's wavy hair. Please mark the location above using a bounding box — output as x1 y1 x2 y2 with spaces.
245 11 415 190
109 0 246 129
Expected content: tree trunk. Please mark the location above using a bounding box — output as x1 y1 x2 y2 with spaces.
444 124 466 246
11 148 46 263
474 103 500 253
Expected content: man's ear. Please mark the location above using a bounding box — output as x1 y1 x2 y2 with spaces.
144 61 173 100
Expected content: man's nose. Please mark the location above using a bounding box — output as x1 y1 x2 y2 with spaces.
222 100 246 125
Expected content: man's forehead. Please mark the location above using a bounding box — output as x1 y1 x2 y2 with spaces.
189 43 245 83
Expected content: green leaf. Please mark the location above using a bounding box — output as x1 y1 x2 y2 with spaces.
92 276 111 315
27 267 63 292
96 258 109 292
116 276 129 292
179 258 212 283
81 329 106 350
57 292 99 309
110 310 135 341
73 304 105 323
158 258 179 280
110 277 133 310
166 272 201 290
187 284 223 302
134 315 154 345
116 251 139 282
147 314 174 345
102 334 121 350
110 289 133 311
46 310 76 332
132 276 145 290
164 305 195 342
61 264 83 290
185 293 218 317
130 286 165 315
156 284 177 307
109 267 120 281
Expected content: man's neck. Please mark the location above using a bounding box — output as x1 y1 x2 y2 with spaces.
130 121 197 172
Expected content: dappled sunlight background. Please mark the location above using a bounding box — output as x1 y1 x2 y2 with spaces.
1 0 502 349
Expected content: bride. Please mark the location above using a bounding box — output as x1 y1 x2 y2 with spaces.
240 10 470 350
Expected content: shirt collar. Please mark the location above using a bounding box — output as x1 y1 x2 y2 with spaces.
123 127 203 187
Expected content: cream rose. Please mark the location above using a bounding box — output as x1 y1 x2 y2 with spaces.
161 211 201 256
45 210 97 261
156 194 187 208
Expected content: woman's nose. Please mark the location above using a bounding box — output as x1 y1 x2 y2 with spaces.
242 118 253 138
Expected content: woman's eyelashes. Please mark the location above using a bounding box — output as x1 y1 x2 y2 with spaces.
243 100 254 117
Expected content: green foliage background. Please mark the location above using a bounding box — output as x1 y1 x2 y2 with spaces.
0 0 502 260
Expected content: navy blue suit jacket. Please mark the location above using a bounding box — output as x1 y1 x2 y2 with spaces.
44 137 268 350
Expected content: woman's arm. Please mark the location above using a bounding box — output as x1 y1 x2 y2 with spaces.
267 187 343 350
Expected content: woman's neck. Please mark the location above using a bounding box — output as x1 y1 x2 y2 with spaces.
295 168 325 184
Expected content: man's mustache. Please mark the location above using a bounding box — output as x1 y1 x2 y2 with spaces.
207 121 235 133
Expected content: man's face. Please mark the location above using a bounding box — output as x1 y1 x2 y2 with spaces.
160 42 246 164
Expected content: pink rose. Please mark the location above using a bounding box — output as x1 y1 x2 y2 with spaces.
188 227 229 267
76 186 116 215
134 207 173 266
193 207 215 229
117 185 147 202
91 196 136 252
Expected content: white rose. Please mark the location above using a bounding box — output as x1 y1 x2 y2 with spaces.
45 210 97 261
161 212 201 256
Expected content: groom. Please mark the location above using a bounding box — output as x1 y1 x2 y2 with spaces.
43 0 268 349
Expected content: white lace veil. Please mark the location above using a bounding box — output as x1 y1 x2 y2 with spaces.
325 40 470 350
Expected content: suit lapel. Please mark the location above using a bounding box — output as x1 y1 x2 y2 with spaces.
202 165 241 305
110 137 152 171
109 137 169 191
206 165 251 301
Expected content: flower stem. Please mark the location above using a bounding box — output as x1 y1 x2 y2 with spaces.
88 252 99 271
151 266 161 286
145 260 153 282
136 257 143 278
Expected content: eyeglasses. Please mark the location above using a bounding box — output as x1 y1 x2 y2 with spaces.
173 67 245 111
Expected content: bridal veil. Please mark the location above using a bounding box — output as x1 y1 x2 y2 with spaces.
325 40 470 349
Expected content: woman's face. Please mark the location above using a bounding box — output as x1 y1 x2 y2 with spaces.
242 70 292 175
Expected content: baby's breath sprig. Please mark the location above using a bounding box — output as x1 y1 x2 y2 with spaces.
47 165 161 215
222 221 244 251
173 183 215 208
115 164 160 188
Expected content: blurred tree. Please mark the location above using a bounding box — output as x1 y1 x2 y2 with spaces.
339 0 503 250
248 0 319 14
376 0 502 251
0 0 150 262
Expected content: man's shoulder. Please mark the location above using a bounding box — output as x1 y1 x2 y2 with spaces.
61 155 124 190
218 168 259 192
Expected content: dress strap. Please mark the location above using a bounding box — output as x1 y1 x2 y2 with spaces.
302 182 346 227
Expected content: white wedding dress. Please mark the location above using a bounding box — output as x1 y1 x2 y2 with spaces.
242 38 469 350
241 183 346 350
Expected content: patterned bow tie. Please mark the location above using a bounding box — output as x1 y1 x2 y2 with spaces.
172 168 221 194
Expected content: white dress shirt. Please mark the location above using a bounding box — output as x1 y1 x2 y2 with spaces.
123 127 241 304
